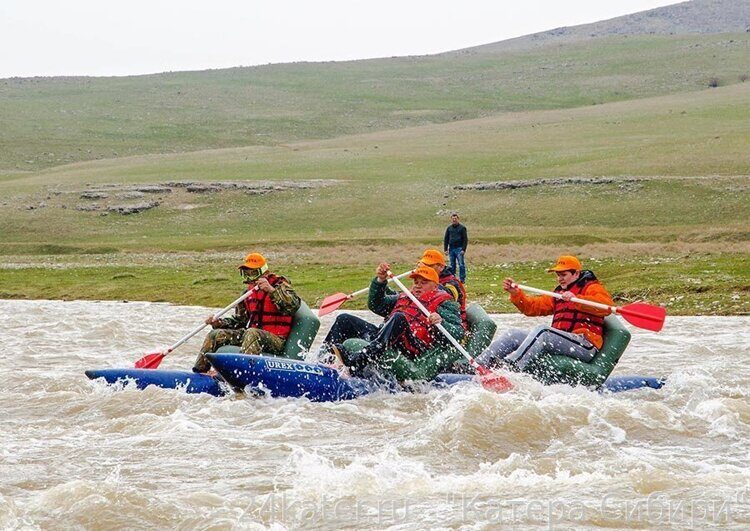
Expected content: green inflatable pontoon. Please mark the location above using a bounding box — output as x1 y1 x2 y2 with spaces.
341 302 497 382
521 315 631 387
216 301 320 359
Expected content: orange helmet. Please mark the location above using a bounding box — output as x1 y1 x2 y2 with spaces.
546 255 582 272
409 265 439 283
419 249 446 266
239 253 266 270
238 252 268 281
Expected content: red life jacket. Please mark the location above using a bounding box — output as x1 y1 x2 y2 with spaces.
243 274 294 339
389 288 453 356
439 271 467 328
551 272 605 340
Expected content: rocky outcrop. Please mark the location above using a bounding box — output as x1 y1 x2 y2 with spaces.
454 177 644 191
106 201 160 215
61 179 340 215
80 192 109 200
133 185 172 194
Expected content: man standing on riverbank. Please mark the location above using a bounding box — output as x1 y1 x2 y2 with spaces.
443 212 468 283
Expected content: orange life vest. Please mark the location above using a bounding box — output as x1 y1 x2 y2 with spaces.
551 273 605 340
243 274 294 339
390 288 453 356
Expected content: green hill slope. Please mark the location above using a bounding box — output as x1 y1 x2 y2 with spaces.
1 1 748 313
1 80 748 313
2 83 747 252
2 32 748 173
470 0 750 52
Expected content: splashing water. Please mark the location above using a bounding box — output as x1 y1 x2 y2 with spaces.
1 300 748 529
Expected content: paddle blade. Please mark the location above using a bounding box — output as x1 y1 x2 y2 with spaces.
134 351 165 369
618 302 667 332
318 293 349 317
475 365 514 392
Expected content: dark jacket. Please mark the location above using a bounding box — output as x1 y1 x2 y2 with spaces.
443 223 468 252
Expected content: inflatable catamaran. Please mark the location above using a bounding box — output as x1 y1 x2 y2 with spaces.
86 302 664 400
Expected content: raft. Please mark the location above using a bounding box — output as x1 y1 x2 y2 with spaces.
87 302 664 400
520 315 631 387
85 301 320 395
431 373 665 393
205 307 663 401
84 368 227 396
206 353 664 402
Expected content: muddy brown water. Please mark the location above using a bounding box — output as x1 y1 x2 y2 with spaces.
1 300 748 529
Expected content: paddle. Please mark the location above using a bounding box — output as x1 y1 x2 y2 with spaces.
318 270 414 317
134 287 258 369
388 271 513 392
512 283 666 332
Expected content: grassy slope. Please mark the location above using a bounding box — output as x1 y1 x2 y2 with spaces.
0 84 748 314
1 33 749 173
0 256 746 316
1 27 748 314
1 83 748 251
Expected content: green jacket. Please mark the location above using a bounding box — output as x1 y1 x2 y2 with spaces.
367 277 465 345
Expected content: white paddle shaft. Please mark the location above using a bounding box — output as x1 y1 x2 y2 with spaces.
388 271 478 367
165 287 258 354
513 283 614 314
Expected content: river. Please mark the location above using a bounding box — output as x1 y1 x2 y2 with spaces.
1 300 748 529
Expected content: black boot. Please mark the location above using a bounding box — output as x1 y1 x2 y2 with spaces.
192 352 212 373
340 348 370 371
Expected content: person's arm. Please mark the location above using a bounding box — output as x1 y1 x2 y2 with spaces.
270 281 302 315
434 300 465 342
509 290 555 317
461 225 468 252
214 293 249 329
443 227 450 252
573 283 614 317
368 277 398 317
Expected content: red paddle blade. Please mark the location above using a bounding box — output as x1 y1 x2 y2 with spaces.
134 351 166 369
475 365 514 392
318 293 349 317
618 302 667 332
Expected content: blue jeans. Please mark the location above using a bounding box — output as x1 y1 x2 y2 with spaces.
448 248 466 282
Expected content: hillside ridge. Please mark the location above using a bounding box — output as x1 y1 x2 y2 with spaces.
465 0 750 54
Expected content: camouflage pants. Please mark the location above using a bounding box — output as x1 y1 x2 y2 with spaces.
192 327 286 373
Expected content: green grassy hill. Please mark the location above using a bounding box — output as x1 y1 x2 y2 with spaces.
2 81 748 251
1 84 747 313
470 0 750 52
2 32 749 173
1 1 748 314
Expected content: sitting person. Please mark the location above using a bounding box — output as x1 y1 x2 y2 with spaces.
319 263 464 375
418 249 468 328
192 252 301 373
477 255 614 371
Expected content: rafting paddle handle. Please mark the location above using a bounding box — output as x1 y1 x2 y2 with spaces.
134 287 258 368
387 271 513 392
318 270 414 316
511 283 666 332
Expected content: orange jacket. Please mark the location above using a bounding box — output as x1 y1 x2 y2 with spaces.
509 279 614 349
